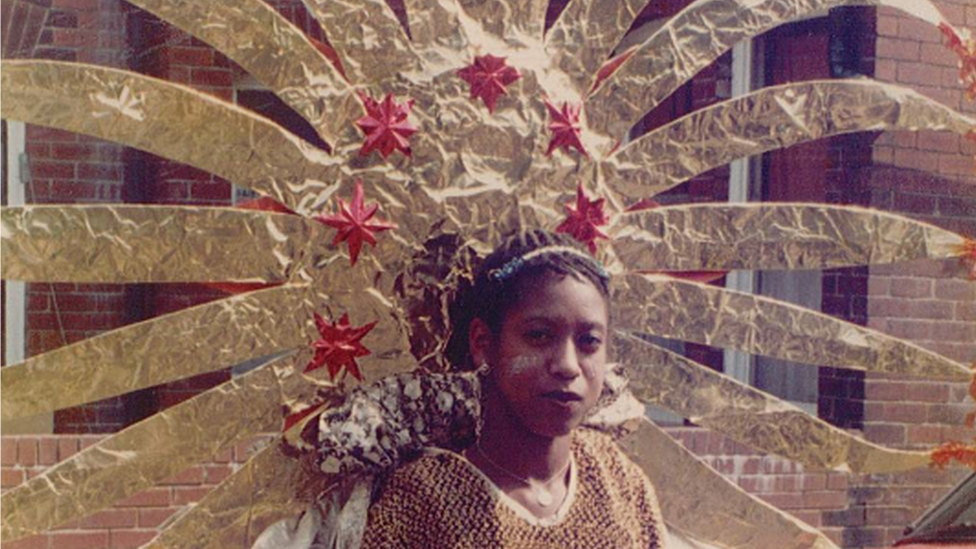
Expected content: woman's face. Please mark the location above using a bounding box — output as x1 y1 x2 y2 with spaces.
474 272 609 438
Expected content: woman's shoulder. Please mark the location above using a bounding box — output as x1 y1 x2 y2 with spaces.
572 427 668 547
375 448 495 510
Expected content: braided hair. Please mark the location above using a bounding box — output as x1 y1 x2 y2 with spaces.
444 230 610 370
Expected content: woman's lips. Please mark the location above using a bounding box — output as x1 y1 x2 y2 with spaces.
542 390 583 403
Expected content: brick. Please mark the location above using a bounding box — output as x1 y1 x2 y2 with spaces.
138 507 178 528
896 63 944 86
31 161 75 179
49 531 108 549
118 487 171 507
160 465 205 486
2 440 17 465
79 508 138 529
17 439 37 466
892 147 939 173
907 424 944 445
897 17 942 43
884 319 932 341
880 402 927 423
189 67 232 87
935 279 976 301
172 485 212 505
2 468 25 488
3 535 50 549
876 15 898 37
929 322 976 343
824 507 866 527
110 530 158 549
863 422 906 445
889 278 932 298
168 46 213 66
37 437 58 465
204 464 233 484
877 37 919 61
827 473 849 491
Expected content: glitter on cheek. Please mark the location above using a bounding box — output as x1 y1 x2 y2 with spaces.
504 355 537 377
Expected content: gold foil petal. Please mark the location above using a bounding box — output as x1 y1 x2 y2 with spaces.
301 0 417 84
620 418 838 549
598 80 976 199
616 332 931 473
0 60 340 215
124 0 353 146
614 274 972 381
1 205 325 283
610 202 969 272
545 0 647 95
0 285 313 421
144 445 334 549
587 0 955 138
454 0 547 44
0 354 329 540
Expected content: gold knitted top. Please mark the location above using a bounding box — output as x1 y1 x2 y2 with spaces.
360 428 667 548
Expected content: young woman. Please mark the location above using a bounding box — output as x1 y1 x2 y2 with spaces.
360 230 667 548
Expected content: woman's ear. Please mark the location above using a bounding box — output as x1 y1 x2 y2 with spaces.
468 317 492 367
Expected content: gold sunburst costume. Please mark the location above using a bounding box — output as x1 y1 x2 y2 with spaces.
2 0 976 547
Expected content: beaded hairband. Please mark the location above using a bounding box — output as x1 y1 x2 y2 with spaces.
487 245 609 283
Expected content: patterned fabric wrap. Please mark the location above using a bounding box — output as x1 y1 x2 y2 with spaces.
316 372 483 475
315 365 636 475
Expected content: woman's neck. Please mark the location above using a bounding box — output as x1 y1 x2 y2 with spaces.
473 392 572 482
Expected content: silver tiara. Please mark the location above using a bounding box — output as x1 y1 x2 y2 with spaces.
487 245 608 283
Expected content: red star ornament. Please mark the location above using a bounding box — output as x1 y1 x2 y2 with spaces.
457 55 521 113
356 92 417 158
315 180 397 266
556 183 609 254
305 312 378 381
544 100 587 157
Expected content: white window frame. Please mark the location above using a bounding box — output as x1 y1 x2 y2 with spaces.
3 120 54 433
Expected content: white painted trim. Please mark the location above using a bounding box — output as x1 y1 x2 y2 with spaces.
724 42 758 385
3 121 54 433
5 121 26 366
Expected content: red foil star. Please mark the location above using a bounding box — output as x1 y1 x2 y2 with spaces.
315 180 397 266
305 312 378 381
356 92 417 158
457 55 521 113
544 100 587 157
939 23 976 101
556 183 608 254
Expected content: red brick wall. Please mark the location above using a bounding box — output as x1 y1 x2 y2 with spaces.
1 435 268 549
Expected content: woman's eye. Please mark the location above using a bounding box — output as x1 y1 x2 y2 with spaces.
524 330 552 343
577 334 603 353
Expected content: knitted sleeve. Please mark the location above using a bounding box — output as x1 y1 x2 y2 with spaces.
359 468 431 549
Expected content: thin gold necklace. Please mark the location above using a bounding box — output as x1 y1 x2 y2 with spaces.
474 440 572 507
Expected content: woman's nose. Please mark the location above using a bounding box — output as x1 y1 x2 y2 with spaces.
549 339 582 379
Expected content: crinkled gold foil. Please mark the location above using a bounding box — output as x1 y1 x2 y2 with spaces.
300 0 417 85
616 332 931 474
123 0 353 146
586 0 955 138
144 445 334 549
614 274 973 382
0 354 333 541
0 205 326 284
545 0 647 95
0 60 340 215
0 285 314 421
598 80 976 199
454 0 547 44
610 203 969 273
621 419 838 549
